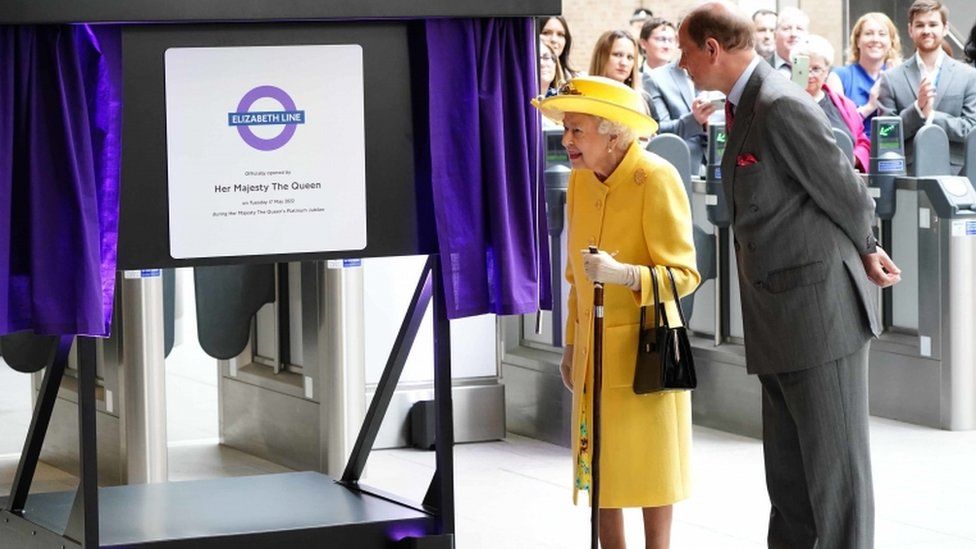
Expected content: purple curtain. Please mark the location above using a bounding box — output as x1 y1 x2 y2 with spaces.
0 25 122 337
425 18 551 319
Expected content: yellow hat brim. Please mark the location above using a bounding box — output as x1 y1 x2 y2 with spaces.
532 95 659 137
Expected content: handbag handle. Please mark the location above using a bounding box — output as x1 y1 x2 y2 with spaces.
664 267 688 327
639 266 688 329
639 267 671 330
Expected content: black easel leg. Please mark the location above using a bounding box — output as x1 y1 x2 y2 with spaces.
64 337 99 547
424 254 455 536
7 335 74 514
342 257 434 484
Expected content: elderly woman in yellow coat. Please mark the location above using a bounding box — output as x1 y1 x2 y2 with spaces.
533 77 700 549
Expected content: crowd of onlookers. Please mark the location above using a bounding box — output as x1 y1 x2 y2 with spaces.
539 0 976 175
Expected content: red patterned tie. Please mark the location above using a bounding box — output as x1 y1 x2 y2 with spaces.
725 101 735 133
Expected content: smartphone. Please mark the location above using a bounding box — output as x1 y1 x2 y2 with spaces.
790 54 810 88
705 91 726 110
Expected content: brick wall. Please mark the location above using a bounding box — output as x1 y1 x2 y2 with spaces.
801 0 846 65
560 0 846 72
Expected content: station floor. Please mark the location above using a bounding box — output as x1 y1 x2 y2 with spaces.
2 343 976 548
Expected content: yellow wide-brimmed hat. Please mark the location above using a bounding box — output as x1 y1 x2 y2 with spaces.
532 76 658 137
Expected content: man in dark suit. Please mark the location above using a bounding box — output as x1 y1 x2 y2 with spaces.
677 2 902 548
877 0 976 174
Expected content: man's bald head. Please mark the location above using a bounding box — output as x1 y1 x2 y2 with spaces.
678 1 758 94
682 1 755 52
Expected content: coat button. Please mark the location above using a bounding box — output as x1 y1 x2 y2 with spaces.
734 239 741 251
749 204 759 213
748 242 756 251
755 281 764 289
595 200 602 209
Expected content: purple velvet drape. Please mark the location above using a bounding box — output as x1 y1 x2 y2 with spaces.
0 25 122 337
425 18 551 319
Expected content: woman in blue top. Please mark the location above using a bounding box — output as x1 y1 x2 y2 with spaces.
830 12 902 137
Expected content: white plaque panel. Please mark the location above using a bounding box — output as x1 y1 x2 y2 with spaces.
164 45 366 258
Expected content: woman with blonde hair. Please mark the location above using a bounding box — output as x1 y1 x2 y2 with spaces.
532 76 699 549
589 30 641 91
830 12 903 136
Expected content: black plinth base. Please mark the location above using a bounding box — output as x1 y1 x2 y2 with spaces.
0 472 441 549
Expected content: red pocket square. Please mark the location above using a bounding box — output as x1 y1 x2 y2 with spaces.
737 153 758 167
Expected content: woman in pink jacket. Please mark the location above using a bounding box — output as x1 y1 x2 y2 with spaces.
793 35 871 172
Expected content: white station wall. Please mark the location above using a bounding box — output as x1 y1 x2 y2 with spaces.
362 256 497 384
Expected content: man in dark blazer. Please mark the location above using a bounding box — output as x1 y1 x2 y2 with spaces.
678 2 902 548
642 61 714 172
877 0 976 174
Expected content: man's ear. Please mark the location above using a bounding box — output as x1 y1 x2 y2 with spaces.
705 37 720 61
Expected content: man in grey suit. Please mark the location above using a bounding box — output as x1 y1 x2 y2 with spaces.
877 0 976 174
642 61 715 171
765 7 808 79
678 3 902 548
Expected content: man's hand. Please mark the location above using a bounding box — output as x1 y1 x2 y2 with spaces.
917 75 936 120
560 345 574 391
691 96 717 126
862 247 901 288
581 249 640 289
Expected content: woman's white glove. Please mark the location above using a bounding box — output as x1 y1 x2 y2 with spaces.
581 249 641 291
560 345 574 391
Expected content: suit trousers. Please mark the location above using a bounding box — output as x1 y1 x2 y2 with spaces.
758 343 874 549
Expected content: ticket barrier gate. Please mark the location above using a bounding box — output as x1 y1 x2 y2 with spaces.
865 117 976 430
0 272 175 486
203 259 502 473
833 128 855 166
501 128 573 446
682 124 763 437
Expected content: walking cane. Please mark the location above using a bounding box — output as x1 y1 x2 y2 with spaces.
588 246 604 549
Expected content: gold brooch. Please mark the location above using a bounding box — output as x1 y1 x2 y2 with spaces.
634 169 647 186
557 82 582 96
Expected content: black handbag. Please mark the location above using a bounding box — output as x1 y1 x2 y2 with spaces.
633 266 697 394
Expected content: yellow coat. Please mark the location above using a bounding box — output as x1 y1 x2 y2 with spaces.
565 141 700 509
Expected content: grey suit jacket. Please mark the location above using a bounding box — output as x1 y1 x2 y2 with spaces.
721 60 881 375
642 63 707 169
877 55 976 173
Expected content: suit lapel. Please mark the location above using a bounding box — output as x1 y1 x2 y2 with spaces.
721 62 767 185
934 58 956 111
903 56 921 101
670 64 693 110
720 62 769 224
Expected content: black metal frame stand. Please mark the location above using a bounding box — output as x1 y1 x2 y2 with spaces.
1 253 456 548
2 335 99 548
342 254 455 537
